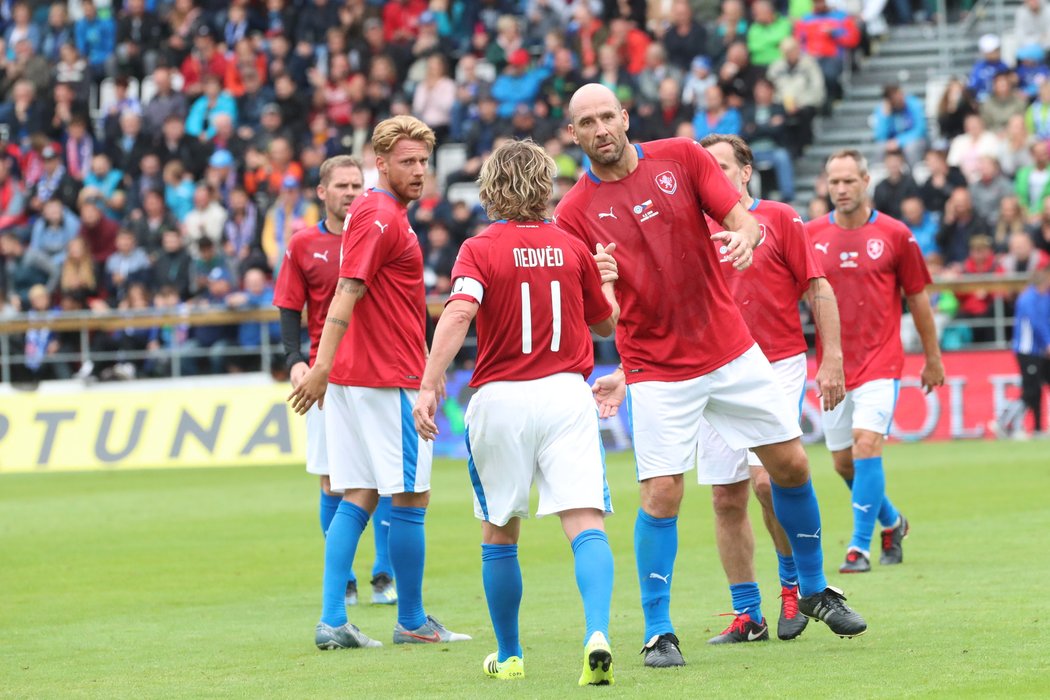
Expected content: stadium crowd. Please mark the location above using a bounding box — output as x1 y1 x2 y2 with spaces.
0 0 1037 383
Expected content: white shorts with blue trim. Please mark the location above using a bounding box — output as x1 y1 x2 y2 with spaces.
324 384 433 494
305 401 329 476
626 344 803 482
463 373 612 527
696 352 808 485
821 378 900 452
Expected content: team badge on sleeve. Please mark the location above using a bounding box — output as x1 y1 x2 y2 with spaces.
655 171 677 195
866 239 884 260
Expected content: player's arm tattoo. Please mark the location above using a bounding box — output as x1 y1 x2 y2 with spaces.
325 317 348 328
336 277 367 297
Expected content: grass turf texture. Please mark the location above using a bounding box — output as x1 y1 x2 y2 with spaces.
3 441 1048 698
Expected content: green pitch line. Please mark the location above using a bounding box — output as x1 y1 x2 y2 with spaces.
2 442 1048 698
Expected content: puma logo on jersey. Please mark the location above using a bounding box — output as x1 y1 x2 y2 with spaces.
342 212 352 232
792 217 804 224
374 220 389 234
815 242 829 254
312 251 330 263
597 207 617 220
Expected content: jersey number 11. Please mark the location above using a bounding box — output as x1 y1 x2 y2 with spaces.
520 281 562 354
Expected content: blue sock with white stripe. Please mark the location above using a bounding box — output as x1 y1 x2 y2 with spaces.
572 529 614 644
634 509 677 641
371 496 393 578
320 500 369 626
729 582 763 624
481 544 522 662
770 480 827 597
850 457 884 553
389 506 428 630
776 552 799 588
843 472 899 528
319 490 341 536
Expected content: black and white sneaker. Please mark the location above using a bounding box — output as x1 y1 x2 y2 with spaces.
640 633 685 667
707 613 768 644
798 586 867 638
879 514 909 565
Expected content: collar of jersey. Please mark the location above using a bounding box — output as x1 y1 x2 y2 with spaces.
749 198 761 211
586 144 644 184
492 219 551 224
317 221 335 235
371 187 401 204
829 209 878 227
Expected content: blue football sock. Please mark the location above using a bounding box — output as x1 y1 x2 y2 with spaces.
320 500 369 627
770 480 827 597
877 494 900 530
776 552 799 588
572 529 614 644
481 543 522 662
389 506 427 630
371 496 393 578
634 509 677 641
850 457 885 553
319 490 341 536
729 582 763 624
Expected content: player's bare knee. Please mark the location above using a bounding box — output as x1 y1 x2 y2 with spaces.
482 520 520 545
852 430 883 459
751 469 773 508
832 450 854 480
344 488 379 513
392 490 430 509
711 481 749 518
640 475 684 518
758 441 810 488
559 508 605 541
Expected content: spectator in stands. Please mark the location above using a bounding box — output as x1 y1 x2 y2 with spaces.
634 76 694 142
948 114 1001 183
873 84 928 166
226 266 280 370
938 187 991 265
607 15 651 75
223 187 262 276
539 46 583 121
21 283 73 381
142 66 188 134
692 83 741 139
192 236 232 298
901 195 939 256
0 153 27 231
491 48 551 118
152 229 193 299
971 155 1013 227
58 236 99 302
29 199 79 267
2 229 54 306
77 195 119 265
708 0 748 64
1002 228 1050 273
1026 80 1050 142
1014 0 1050 52
115 0 166 80
937 78 979 141
192 265 237 375
423 219 457 294
1029 197 1050 254
245 135 303 200
107 110 151 183
180 25 227 99
567 2 606 74
3 38 50 98
1015 44 1050 97
767 36 825 156
742 78 795 201
186 74 238 140
261 176 318 271
955 234 1003 343
64 115 95 183
74 0 115 83
3 3 40 62
1000 114 1034 177
994 196 1028 252
154 113 209 180
412 54 456 144
682 55 717 112
1008 267 1050 436
104 228 150 303
969 34 1007 102
183 183 227 255
748 0 792 68
0 79 40 145
660 0 707 72
873 150 919 219
28 146 79 218
87 281 153 381
1015 140 1050 222
636 43 682 106
47 80 86 140
794 0 860 102
39 3 73 64
83 152 125 217
980 71 1027 134
145 283 192 376
54 44 88 93
126 188 176 257
718 42 763 108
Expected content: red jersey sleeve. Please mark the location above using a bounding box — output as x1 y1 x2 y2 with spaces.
573 238 614 325
778 208 825 293
273 236 306 310
339 210 396 285
685 140 743 224
896 228 932 295
448 238 487 304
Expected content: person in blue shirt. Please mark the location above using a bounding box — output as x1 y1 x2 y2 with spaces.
227 266 280 369
490 48 551 119
969 34 1008 102
900 195 940 256
1012 267 1050 435
872 84 927 166
692 83 742 139
74 0 115 81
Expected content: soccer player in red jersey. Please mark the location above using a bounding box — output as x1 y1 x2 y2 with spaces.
274 155 398 608
556 84 866 667
412 140 620 685
288 116 470 649
806 150 944 574
693 134 845 644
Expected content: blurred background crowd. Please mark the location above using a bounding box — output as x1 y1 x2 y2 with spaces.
0 0 1045 382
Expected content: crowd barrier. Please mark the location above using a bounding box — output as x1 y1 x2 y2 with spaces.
0 350 1038 473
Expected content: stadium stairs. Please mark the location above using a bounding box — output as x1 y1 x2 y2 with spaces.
791 0 1021 209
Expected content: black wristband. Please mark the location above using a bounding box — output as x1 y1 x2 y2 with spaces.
280 307 307 370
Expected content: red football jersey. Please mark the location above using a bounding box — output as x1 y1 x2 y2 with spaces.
448 220 613 388
554 137 752 383
273 221 341 364
331 188 427 388
806 210 932 390
709 199 825 362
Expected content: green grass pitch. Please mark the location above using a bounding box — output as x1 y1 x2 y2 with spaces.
3 441 1049 698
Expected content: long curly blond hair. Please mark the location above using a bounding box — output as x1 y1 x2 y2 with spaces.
478 139 556 222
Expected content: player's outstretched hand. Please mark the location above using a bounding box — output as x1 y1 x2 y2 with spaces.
711 230 754 270
594 242 618 284
591 368 626 419
814 358 846 411
921 356 945 394
413 389 439 441
289 361 309 389
287 366 328 415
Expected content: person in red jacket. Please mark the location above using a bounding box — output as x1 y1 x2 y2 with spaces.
794 0 860 102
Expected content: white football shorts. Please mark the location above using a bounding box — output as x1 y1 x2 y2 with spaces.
324 384 433 494
305 401 329 476
696 352 808 485
821 378 900 452
626 344 803 482
464 373 612 527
